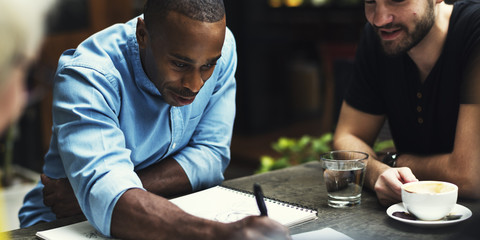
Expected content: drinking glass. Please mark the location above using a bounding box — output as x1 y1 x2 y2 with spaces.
321 150 368 208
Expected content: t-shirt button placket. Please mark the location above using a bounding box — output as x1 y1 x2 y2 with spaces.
416 91 423 124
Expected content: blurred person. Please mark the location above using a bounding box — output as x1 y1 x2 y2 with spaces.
333 0 480 207
0 0 54 236
0 0 53 135
18 0 291 239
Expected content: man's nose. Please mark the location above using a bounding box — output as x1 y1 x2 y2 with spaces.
182 71 204 93
372 4 394 28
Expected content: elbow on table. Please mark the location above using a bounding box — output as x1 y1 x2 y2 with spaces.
457 174 480 200
459 188 480 200
449 153 480 199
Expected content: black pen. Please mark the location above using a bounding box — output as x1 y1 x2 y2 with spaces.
253 183 268 216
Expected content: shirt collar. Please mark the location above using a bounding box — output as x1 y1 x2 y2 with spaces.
127 16 162 96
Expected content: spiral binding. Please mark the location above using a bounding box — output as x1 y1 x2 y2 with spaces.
219 185 317 214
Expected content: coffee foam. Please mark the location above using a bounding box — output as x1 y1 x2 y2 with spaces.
404 182 456 194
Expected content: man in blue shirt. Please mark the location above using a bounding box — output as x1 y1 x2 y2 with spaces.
19 0 290 239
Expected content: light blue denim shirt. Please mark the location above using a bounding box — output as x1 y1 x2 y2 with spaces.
19 16 237 236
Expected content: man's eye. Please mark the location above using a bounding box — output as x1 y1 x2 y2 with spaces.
365 0 375 4
172 61 186 68
202 63 217 70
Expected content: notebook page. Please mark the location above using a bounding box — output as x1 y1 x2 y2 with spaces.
292 228 354 240
170 186 318 227
35 221 118 240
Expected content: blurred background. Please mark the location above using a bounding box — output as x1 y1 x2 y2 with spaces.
0 0 368 230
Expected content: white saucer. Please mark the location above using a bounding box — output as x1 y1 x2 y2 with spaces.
386 203 472 227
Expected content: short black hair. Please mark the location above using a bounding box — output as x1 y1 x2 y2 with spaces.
144 0 225 33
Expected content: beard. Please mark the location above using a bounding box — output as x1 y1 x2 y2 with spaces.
375 1 436 56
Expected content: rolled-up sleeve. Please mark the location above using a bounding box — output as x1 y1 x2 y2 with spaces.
53 63 144 236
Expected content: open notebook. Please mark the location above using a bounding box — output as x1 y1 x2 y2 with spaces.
36 221 115 240
36 185 317 239
170 185 318 227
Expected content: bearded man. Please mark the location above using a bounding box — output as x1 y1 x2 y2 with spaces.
333 0 480 206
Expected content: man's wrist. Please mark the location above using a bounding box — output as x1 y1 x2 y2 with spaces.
382 152 400 167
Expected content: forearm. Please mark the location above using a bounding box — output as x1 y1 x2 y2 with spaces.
110 188 228 240
111 189 292 240
333 133 387 190
137 158 193 197
396 153 480 198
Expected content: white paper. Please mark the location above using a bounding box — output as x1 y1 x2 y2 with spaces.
36 186 319 239
292 228 354 240
36 221 117 240
170 186 318 227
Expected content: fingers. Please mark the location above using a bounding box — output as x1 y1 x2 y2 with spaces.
43 191 54 207
41 174 73 197
41 173 83 218
384 167 418 196
374 167 417 206
397 167 418 183
52 200 83 219
42 174 71 195
231 216 291 240
42 174 55 207
379 167 418 206
384 170 404 195
256 217 291 240
40 173 48 184
374 178 401 206
41 174 54 195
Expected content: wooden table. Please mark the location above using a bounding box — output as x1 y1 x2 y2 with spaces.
8 162 480 239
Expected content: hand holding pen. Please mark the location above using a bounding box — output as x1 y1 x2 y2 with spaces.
226 183 291 239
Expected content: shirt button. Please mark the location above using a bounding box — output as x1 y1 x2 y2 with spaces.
417 92 422 99
172 143 176 149
418 117 424 124
417 106 422 112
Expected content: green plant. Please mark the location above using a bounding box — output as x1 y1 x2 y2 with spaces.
256 133 332 174
373 139 395 152
256 132 395 173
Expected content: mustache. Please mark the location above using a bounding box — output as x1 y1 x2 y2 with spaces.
373 23 404 31
168 87 198 98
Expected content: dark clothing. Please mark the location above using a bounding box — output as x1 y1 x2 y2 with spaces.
345 0 480 155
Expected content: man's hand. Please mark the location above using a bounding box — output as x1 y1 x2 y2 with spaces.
111 188 290 240
227 216 291 240
373 167 418 206
41 158 190 220
41 174 83 219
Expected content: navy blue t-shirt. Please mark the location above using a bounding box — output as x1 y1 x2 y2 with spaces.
345 0 480 154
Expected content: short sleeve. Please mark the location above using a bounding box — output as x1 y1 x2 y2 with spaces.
344 24 387 115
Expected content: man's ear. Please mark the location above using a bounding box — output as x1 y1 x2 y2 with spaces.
136 17 149 49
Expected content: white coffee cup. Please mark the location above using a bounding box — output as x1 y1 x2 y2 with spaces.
401 181 458 221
